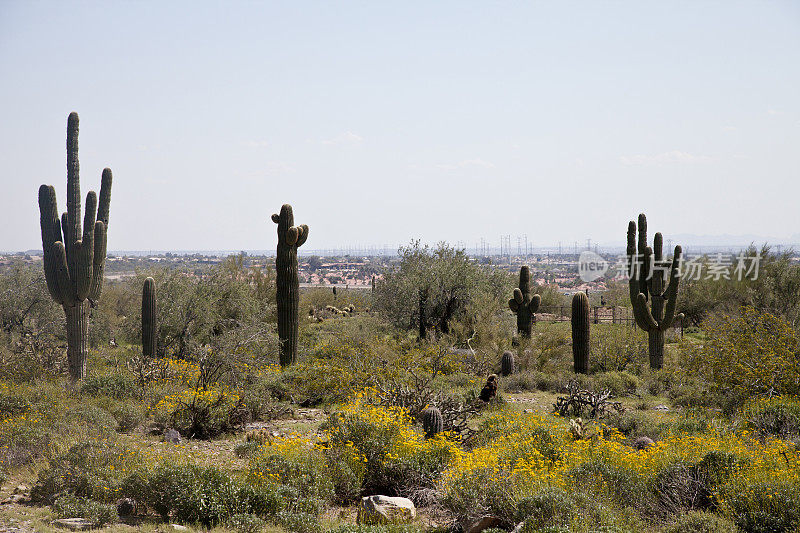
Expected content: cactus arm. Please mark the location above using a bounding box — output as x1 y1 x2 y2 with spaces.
286 226 299 245
296 224 309 247
53 242 75 306
96 169 112 227
39 185 63 304
659 246 682 331
66 112 81 248
642 246 653 300
636 293 659 330
529 293 541 313
508 298 519 313
513 288 523 305
88 221 106 301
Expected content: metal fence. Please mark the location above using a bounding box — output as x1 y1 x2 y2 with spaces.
535 305 683 333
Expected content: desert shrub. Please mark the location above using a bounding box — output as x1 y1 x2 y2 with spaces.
0 394 31 416
81 373 138 399
122 463 278 526
31 441 134 504
661 511 738 533
52 493 117 525
276 510 323 533
108 402 146 432
328 526 424 533
593 371 641 396
515 487 576 528
322 399 459 499
740 396 800 440
227 513 268 533
590 325 648 373
65 405 117 437
503 370 560 393
725 481 800 533
606 411 673 443
569 461 650 510
685 308 799 407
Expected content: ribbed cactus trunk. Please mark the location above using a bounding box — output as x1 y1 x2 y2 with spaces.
627 213 683 369
65 301 90 379
272 204 308 367
418 288 427 341
38 112 112 381
142 277 156 358
508 266 541 337
571 292 590 374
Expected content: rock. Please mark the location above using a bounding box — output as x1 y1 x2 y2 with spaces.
163 428 182 444
357 495 416 525
52 518 97 531
511 519 527 533
465 516 502 533
12 485 28 495
633 436 655 450
1 494 26 505
116 497 137 517
654 404 669 411
170 525 189 531
569 418 584 439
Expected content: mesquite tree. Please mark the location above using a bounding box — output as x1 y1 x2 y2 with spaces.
272 204 308 366
38 113 112 380
627 213 683 369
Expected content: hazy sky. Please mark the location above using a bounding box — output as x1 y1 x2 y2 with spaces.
1 1 799 252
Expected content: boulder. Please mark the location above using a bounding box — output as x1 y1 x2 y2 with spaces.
116 497 137 517
357 495 416 525
163 428 182 444
633 436 655 450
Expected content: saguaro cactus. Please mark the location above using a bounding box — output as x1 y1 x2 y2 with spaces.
508 266 541 337
627 213 683 369
571 292 590 374
38 112 112 381
272 204 308 367
142 277 157 358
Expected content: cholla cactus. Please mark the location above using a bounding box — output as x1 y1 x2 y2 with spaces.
509 266 540 337
38 112 112 380
421 406 443 439
627 213 683 369
272 204 308 366
571 292 590 374
501 351 515 377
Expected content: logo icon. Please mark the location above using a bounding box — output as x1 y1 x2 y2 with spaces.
578 251 608 282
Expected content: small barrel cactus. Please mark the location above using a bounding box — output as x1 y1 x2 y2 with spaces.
571 292 590 374
501 351 515 377
421 406 443 439
141 277 156 358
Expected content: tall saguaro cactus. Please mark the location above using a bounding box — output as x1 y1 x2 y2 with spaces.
142 277 157 358
571 292 590 374
508 266 541 337
38 112 112 381
627 213 683 369
272 204 308 367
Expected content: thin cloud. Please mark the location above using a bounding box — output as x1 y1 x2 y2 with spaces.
436 158 495 171
619 151 712 166
321 132 363 146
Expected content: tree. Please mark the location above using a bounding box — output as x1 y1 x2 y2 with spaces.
374 241 506 341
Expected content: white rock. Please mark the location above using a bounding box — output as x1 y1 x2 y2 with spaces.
357 495 416 525
465 515 502 533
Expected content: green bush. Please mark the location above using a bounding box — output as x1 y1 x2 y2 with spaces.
0 394 31 416
516 487 576 529
81 373 138 399
121 463 280 526
662 511 738 533
569 461 651 510
227 513 268 533
108 402 146 433
66 405 117 437
52 493 117 525
328 526 425 533
741 396 800 440
593 371 640 396
31 441 130 504
726 481 800 533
